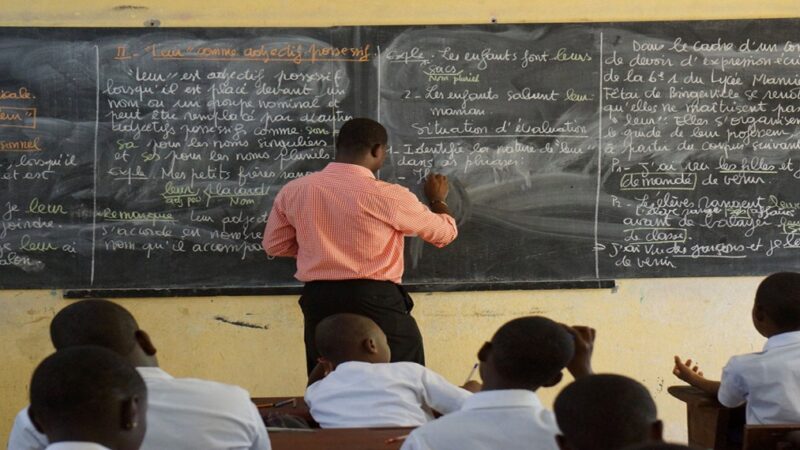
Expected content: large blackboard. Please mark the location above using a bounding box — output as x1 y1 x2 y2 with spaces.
1 20 799 290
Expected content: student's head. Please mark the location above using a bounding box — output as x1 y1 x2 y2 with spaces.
554 374 662 450
477 316 574 391
50 299 158 367
335 118 388 171
315 313 390 366
29 346 147 450
752 272 800 337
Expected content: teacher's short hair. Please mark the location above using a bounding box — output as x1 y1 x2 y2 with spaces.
336 118 388 157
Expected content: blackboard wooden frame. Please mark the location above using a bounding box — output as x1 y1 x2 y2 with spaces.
63 279 616 298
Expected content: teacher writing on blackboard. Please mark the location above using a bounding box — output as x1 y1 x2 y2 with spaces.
263 118 457 374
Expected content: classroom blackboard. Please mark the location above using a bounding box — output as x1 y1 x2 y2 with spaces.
1 20 799 291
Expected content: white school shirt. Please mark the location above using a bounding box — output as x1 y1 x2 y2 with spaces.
400 389 559 450
718 330 800 424
304 361 471 428
45 444 111 450
7 367 270 450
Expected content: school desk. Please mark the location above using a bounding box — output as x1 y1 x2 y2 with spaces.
268 427 413 450
743 424 800 450
252 396 317 427
669 385 745 450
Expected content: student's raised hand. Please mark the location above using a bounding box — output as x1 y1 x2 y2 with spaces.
565 325 596 379
672 355 706 384
672 355 723 395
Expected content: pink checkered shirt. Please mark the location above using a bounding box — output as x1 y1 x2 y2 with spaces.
263 162 457 283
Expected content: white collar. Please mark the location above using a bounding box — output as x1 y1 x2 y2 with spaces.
763 330 800 351
46 442 113 450
460 389 543 411
136 366 173 380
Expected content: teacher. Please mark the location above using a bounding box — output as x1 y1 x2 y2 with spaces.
262 118 458 374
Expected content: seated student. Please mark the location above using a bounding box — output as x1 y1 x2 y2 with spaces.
8 299 270 450
28 346 147 450
554 374 663 450
400 316 595 450
304 313 476 428
673 272 800 424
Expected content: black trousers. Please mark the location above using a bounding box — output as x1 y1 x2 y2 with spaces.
299 280 425 374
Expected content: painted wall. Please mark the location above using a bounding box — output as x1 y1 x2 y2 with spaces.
2 0 798 444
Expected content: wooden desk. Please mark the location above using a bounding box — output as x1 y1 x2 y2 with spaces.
668 385 746 450
269 427 413 450
252 396 317 427
744 425 800 450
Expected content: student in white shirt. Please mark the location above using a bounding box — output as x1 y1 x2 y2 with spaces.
28 346 147 450
304 313 477 428
400 316 595 450
673 272 800 424
554 374 664 450
8 299 270 450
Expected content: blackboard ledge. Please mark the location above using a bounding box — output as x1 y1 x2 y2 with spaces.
63 280 615 298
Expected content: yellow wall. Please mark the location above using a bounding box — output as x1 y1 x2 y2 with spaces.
2 0 799 444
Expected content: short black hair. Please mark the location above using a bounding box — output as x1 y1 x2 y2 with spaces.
30 346 146 430
315 313 382 363
489 316 574 387
554 374 658 450
755 272 800 330
50 299 139 355
335 118 387 158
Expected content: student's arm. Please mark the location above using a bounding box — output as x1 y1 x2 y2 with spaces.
306 359 333 386
246 402 272 450
717 359 747 407
419 367 472 415
461 380 483 393
672 356 721 396
565 325 595 379
399 431 432 450
262 194 298 257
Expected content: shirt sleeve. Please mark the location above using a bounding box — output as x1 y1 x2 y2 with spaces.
418 367 471 415
400 430 431 450
246 401 271 450
389 189 457 248
262 192 298 258
718 358 748 407
7 407 48 450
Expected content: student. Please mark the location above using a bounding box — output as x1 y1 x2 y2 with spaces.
28 346 147 450
400 316 595 450
554 374 663 450
8 299 270 450
304 313 475 428
673 272 800 424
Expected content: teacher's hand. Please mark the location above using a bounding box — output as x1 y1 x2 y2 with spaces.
424 173 449 203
